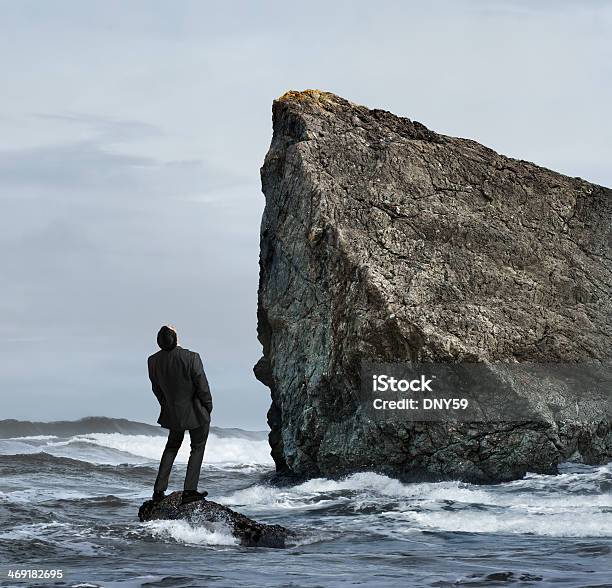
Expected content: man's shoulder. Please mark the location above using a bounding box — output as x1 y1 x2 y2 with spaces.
177 347 203 368
148 350 162 363
177 346 198 357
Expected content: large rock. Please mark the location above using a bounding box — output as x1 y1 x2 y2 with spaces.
138 492 291 548
255 90 612 483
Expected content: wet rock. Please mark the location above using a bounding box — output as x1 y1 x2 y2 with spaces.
255 89 612 483
138 492 292 548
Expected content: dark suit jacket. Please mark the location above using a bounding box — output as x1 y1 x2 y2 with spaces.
148 346 213 430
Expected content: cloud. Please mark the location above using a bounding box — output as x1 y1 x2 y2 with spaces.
0 134 245 199
0 0 609 428
34 112 165 142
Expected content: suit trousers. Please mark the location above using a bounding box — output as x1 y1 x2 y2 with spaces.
154 423 209 493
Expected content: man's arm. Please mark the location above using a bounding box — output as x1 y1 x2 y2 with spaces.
148 357 164 406
192 353 213 413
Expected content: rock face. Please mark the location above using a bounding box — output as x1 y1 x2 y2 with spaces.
255 90 612 483
138 492 291 548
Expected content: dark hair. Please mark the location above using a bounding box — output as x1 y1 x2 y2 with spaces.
157 326 177 351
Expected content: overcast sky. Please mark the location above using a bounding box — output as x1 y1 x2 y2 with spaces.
1 0 610 429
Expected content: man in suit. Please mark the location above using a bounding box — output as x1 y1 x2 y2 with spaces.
148 325 213 505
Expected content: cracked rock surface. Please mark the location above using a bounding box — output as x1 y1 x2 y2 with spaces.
255 90 611 483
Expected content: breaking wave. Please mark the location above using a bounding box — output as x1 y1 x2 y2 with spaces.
0 419 273 468
218 466 612 538
142 519 238 546
55 432 274 467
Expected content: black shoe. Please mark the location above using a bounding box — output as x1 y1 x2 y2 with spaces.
152 491 165 503
180 490 208 505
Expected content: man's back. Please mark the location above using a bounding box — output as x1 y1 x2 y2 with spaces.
148 346 212 431
149 325 212 505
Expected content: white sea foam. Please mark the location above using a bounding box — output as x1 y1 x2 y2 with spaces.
0 439 41 455
79 432 273 466
219 469 612 538
218 483 341 511
143 519 238 546
289 471 612 508
0 521 71 540
387 509 612 537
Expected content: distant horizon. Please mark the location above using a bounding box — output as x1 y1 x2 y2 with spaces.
0 414 268 433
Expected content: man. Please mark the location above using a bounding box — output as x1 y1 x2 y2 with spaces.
148 325 213 505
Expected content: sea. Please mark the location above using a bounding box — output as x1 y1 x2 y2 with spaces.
0 418 610 588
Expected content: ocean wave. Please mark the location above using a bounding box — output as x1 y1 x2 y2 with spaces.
0 451 110 471
0 521 105 555
0 438 147 466
0 431 274 468
0 486 102 505
218 467 612 538
0 417 165 439
218 483 342 511
291 469 612 508
72 432 274 466
6 435 60 440
386 509 612 537
142 519 238 546
221 467 611 505
0 452 158 489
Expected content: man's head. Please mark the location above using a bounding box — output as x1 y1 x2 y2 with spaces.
157 325 178 351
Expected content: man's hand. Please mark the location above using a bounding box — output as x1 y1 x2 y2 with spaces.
152 382 165 406
148 357 165 406
192 353 213 414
